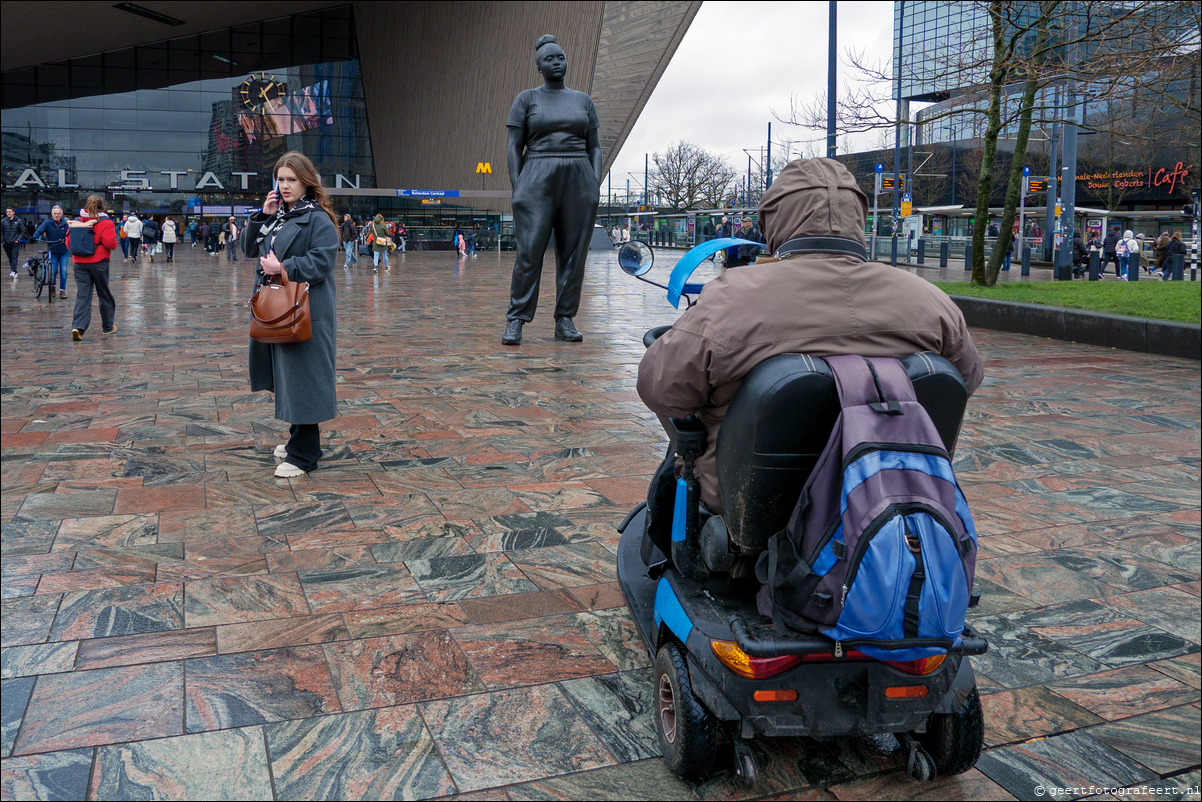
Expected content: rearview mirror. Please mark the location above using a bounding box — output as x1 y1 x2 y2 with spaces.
618 240 654 276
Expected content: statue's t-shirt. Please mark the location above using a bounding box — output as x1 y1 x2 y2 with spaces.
506 86 600 154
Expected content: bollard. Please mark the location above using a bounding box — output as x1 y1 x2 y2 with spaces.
891 235 898 266
964 243 974 273
939 241 949 268
1170 252 1185 281
1127 256 1139 282
1088 251 1100 281
917 239 926 265
1021 246 1032 276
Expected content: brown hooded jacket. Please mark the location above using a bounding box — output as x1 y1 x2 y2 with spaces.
637 158 983 513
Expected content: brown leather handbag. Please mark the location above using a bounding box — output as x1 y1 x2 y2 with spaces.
249 271 312 344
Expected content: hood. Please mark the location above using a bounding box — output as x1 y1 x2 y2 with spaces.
757 158 869 253
1123 229 1134 238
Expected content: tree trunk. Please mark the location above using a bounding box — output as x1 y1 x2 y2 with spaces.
985 2 1052 285
971 1 1008 285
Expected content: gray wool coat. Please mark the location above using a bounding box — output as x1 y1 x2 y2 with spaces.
241 207 339 425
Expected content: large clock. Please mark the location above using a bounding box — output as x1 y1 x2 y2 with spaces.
239 73 284 113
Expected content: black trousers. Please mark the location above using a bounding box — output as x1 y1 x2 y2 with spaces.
71 260 115 334
507 154 599 322
286 424 323 472
3 242 17 272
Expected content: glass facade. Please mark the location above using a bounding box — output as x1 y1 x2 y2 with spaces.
1 5 374 220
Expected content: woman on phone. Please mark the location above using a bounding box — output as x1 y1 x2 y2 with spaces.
241 151 340 478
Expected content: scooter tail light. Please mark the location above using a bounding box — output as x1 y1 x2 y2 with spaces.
711 640 805 679
884 654 948 676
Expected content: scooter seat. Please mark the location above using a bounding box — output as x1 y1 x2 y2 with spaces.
715 352 968 556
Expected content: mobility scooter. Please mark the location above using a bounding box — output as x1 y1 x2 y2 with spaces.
614 238 988 787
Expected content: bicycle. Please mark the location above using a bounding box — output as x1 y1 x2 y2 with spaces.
27 250 55 303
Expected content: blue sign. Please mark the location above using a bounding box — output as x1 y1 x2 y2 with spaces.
875 163 884 173
1023 166 1030 176
396 189 460 198
902 193 912 202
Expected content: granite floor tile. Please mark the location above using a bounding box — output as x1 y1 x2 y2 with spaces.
568 582 627 611
36 565 157 595
826 767 1016 800
342 494 444 529
13 662 184 754
969 616 1104 689
1 593 62 646
1148 652 1201 690
1009 600 1199 668
509 482 614 513
504 542 617 590
980 685 1103 746
1044 545 1198 593
48 583 184 642
324 630 484 710
408 552 539 602
183 573 309 627
371 537 476 562
266 705 455 800
557 669 659 762
253 499 354 539
89 726 273 801
465 526 568 553
265 544 377 573
0 748 94 801
113 484 206 514
975 730 1154 801
458 588 583 625
421 685 615 792
572 607 653 671
74 627 217 670
1 641 79 679
15 490 117 521
505 758 697 801
1049 665 1200 720
1 521 59 556
1087 705 1202 775
216 613 350 654
51 513 158 552
341 602 471 639
157 507 260 542
71 543 182 571
1101 587 1202 644
1 676 37 758
185 646 342 732
453 616 614 689
298 563 426 613
155 554 269 582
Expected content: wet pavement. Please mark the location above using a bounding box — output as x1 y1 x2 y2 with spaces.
1 245 1198 801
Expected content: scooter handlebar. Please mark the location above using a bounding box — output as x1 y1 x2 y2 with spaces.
643 325 672 348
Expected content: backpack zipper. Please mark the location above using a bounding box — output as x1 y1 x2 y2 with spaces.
840 503 967 605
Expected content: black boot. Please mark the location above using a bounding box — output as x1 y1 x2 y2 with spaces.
502 319 523 346
554 317 583 342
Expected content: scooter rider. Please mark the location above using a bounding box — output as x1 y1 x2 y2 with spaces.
637 158 984 528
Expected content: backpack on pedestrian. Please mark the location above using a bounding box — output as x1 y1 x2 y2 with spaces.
1115 239 1128 258
756 355 978 661
68 217 104 257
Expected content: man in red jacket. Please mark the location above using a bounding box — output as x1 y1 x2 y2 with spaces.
66 194 119 341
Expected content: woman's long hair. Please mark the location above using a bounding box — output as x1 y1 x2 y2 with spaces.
274 151 338 230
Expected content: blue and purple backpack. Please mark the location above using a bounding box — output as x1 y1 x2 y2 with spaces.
756 355 978 661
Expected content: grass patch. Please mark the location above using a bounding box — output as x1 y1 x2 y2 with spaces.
933 281 1201 324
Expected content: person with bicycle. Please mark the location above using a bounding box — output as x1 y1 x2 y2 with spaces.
33 205 70 298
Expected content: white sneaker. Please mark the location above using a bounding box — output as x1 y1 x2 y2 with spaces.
274 461 307 478
273 444 288 460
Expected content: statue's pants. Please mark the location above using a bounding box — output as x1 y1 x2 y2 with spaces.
507 153 599 322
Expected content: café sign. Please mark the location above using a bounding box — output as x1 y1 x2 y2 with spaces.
1078 161 1194 195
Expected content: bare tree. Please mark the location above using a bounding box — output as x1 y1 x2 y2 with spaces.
648 142 738 210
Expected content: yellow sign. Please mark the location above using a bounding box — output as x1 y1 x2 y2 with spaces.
1055 203 1062 217
421 198 441 205
901 201 912 216
476 162 492 174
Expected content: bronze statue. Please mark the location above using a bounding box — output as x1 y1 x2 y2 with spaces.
502 34 603 345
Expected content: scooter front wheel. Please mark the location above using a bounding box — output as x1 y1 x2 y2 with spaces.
654 642 719 783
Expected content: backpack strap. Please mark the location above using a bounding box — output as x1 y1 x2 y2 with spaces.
826 355 917 413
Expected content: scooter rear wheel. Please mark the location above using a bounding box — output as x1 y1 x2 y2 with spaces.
654 642 719 782
917 686 984 776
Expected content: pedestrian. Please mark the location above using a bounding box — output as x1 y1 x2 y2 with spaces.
397 223 407 253
1162 232 1186 279
370 213 389 272
142 215 160 263
188 218 199 246
124 212 143 264
118 212 130 260
1071 231 1088 278
67 195 119 340
726 217 764 267
1136 233 1149 273
340 213 359 267
1101 227 1121 276
33 204 70 298
1153 232 1169 273
4 207 25 278
467 229 477 258
610 224 621 245
226 217 239 261
162 215 179 263
241 150 339 479
457 230 467 257
200 220 211 252
1118 229 1140 281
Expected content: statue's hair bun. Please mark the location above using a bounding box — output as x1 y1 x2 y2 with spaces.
535 34 558 51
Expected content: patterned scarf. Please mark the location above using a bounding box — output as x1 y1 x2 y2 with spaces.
255 196 320 253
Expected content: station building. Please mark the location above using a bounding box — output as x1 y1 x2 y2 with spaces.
1 1 700 248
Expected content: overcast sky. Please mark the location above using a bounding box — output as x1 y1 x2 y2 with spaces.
606 0 895 193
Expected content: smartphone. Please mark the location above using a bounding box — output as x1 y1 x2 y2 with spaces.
273 178 279 194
